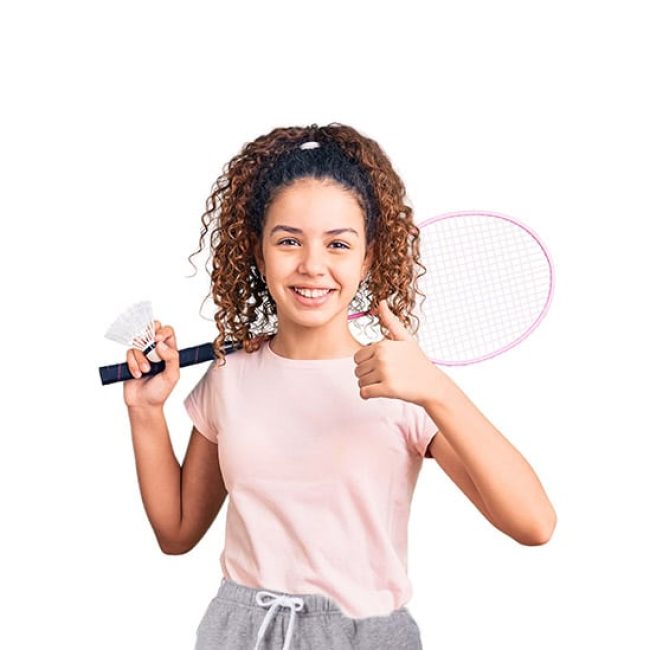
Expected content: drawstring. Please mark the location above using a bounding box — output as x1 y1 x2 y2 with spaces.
253 590 305 650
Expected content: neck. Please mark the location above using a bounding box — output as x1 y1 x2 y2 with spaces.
269 332 363 360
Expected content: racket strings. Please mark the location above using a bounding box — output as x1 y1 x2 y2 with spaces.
414 215 551 364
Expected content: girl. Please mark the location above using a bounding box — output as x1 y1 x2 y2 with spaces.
124 123 557 650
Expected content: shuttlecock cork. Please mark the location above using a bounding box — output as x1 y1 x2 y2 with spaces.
104 300 162 362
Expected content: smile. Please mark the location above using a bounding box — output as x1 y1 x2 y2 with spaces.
290 287 335 306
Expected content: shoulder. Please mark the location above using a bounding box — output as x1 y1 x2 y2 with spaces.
203 338 268 386
212 338 265 368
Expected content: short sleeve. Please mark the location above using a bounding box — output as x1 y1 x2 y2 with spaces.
402 401 439 458
183 360 220 444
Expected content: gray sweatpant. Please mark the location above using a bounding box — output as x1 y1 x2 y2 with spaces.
195 577 423 649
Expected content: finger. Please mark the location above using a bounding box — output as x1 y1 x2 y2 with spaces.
132 348 152 373
155 331 179 373
126 348 142 379
357 369 383 388
353 358 376 378
153 324 168 341
352 344 374 365
360 381 384 400
154 325 178 351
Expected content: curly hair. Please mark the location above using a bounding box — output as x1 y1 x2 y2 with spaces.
187 122 428 367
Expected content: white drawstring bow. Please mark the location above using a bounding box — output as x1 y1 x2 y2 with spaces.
253 590 305 650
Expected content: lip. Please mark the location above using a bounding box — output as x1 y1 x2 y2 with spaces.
289 286 335 307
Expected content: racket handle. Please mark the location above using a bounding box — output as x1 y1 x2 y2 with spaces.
99 311 371 385
98 341 243 386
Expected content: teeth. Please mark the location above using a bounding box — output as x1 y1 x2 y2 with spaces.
293 287 331 298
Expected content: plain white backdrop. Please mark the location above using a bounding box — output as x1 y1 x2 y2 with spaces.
2 0 648 648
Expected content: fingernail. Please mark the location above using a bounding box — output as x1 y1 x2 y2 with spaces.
158 341 167 350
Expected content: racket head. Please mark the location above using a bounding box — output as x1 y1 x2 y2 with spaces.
350 210 554 365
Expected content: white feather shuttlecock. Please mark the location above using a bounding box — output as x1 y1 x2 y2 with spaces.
105 300 162 362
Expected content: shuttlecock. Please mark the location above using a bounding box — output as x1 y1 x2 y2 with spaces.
105 300 162 362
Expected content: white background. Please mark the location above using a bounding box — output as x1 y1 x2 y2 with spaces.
2 0 648 648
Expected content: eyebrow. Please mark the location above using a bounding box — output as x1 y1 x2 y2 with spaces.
270 225 359 237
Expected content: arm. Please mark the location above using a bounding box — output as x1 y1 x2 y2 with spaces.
427 430 510 536
423 371 557 546
127 407 227 554
175 426 228 554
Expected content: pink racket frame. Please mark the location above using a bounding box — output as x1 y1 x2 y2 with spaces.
346 209 555 366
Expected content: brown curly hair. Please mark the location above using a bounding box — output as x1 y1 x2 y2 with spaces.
187 122 427 367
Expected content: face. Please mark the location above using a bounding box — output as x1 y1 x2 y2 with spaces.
254 177 373 330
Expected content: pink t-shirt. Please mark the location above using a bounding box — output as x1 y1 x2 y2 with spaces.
183 337 439 619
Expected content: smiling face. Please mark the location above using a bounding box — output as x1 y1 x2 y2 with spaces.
254 176 373 352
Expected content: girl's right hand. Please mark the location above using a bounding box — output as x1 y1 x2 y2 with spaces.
122 320 180 409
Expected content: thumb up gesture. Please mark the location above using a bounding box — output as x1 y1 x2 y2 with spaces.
353 299 444 407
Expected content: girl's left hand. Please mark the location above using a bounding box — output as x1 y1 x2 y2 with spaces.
353 299 445 407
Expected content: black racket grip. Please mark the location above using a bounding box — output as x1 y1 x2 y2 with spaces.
98 341 243 386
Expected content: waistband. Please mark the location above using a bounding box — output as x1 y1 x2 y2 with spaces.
216 577 346 616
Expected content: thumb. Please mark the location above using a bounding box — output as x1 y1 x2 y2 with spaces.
154 337 179 372
377 299 411 341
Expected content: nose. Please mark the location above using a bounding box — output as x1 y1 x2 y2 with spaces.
297 245 328 277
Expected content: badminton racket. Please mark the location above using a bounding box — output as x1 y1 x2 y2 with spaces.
99 209 554 385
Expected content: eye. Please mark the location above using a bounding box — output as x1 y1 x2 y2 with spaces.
277 239 350 250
